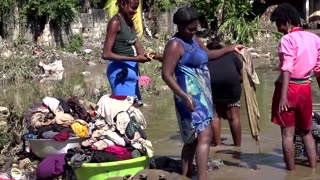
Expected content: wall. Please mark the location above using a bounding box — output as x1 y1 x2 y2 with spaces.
38 8 107 47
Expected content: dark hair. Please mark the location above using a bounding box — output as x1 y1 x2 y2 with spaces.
270 3 301 26
206 41 223 50
173 6 198 25
117 0 137 7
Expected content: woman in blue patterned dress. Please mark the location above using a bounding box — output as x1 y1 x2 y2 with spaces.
161 7 243 180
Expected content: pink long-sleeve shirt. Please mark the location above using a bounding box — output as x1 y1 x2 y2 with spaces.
278 30 320 79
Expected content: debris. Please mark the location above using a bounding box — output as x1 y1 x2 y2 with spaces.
83 49 93 54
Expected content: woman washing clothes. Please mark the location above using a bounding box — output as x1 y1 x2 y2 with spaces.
161 6 243 180
207 41 243 147
270 3 320 170
102 0 158 105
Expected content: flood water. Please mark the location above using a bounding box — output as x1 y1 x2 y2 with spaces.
1 62 320 180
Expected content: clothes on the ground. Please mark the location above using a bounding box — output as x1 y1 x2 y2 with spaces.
271 81 312 130
208 52 242 105
277 29 320 80
36 154 66 180
170 36 213 144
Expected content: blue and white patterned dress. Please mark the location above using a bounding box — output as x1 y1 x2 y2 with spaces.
171 36 213 144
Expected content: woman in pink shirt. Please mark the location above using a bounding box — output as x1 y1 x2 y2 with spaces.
270 3 320 171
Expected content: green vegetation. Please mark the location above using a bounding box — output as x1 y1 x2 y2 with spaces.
66 33 84 53
192 0 260 45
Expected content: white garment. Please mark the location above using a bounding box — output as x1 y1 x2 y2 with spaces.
95 95 133 126
42 97 60 112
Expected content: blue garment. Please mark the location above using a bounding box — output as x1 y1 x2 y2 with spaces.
107 60 141 100
172 36 213 144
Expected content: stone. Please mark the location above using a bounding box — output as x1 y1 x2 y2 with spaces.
19 158 31 169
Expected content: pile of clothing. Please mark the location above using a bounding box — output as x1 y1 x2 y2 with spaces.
64 95 153 168
24 96 95 141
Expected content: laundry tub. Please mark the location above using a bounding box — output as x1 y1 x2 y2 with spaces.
28 137 87 159
73 155 149 180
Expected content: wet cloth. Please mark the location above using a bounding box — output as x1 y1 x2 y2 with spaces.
36 154 66 180
239 48 260 142
170 36 213 144
271 81 312 130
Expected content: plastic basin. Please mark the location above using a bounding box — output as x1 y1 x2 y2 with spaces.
73 156 149 180
28 137 87 159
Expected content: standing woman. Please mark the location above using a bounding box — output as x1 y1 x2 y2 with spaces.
270 3 320 170
161 7 243 180
102 0 149 102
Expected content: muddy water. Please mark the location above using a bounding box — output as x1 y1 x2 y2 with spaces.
1 63 320 179
142 71 320 180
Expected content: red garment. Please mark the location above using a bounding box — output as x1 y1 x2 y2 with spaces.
53 132 70 141
109 95 128 101
104 146 131 160
271 82 312 130
289 27 303 33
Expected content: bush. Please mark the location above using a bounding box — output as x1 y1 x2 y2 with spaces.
67 34 83 53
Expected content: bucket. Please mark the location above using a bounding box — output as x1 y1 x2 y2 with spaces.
73 156 149 180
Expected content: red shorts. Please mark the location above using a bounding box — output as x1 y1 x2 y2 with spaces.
271 82 312 130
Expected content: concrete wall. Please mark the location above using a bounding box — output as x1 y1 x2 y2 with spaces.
38 8 107 47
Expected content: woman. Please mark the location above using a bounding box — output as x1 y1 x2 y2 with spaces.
270 3 320 170
161 6 243 179
102 0 150 104
207 41 243 147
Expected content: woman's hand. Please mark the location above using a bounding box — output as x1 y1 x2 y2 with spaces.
278 97 290 113
183 95 195 112
230 44 245 53
135 55 150 63
144 51 162 62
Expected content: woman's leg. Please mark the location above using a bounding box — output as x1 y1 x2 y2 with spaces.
181 141 197 177
211 108 221 146
300 130 317 169
226 106 241 146
196 124 213 180
281 126 296 170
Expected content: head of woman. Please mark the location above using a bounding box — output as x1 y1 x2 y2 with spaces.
117 0 139 20
270 3 301 34
173 7 199 41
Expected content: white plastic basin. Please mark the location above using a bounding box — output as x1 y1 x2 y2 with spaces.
28 137 87 159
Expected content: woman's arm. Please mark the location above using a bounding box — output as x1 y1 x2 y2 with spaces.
102 18 145 62
194 36 243 60
161 40 188 99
